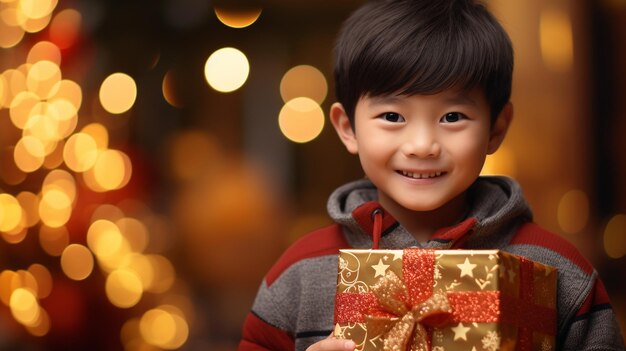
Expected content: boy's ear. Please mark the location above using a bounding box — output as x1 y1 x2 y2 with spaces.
330 102 358 154
487 102 513 155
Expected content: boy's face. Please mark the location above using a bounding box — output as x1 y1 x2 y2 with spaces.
331 88 511 214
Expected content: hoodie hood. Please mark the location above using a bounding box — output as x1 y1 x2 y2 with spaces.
327 176 533 249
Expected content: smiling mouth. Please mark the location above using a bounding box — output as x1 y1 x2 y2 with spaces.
398 170 445 179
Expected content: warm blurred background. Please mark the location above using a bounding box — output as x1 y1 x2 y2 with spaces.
0 0 624 350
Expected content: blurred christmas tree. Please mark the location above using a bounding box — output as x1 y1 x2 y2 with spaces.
0 1 192 349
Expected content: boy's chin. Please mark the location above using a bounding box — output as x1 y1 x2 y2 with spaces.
400 203 447 213
390 198 449 213
391 193 468 214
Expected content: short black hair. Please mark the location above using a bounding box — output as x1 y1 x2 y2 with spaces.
334 0 514 125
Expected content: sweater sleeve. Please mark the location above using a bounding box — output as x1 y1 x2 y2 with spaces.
237 224 348 351
560 277 625 351
238 312 295 351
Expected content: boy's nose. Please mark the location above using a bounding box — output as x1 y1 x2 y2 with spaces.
399 128 441 158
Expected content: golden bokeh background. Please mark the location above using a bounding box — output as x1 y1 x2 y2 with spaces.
0 0 625 350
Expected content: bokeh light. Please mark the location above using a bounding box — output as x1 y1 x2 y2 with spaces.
3 69 26 109
604 214 626 259
26 60 61 99
2 226 28 244
0 2 193 348
28 264 52 299
87 219 124 259
105 269 143 308
557 189 589 234
144 255 175 293
17 270 39 295
49 8 81 49
26 307 50 336
99 73 137 114
0 193 23 233
278 97 325 143
116 217 149 253
39 225 69 256
18 0 58 20
63 132 98 172
52 79 82 110
120 318 141 349
120 254 153 290
29 100 76 140
43 139 65 169
280 65 328 104
38 187 72 228
60 244 94 281
204 47 249 93
10 288 40 326
42 169 77 202
27 41 61 65
214 6 262 29
539 7 573 72
90 149 132 191
162 70 183 108
22 13 53 34
0 17 26 48
140 306 189 349
91 204 125 223
80 123 108 149
21 112 60 155
14 136 45 172
0 270 19 306
16 191 40 227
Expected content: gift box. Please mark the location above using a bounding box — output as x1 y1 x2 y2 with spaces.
333 249 557 351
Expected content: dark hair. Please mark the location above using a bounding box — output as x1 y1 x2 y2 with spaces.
334 0 514 125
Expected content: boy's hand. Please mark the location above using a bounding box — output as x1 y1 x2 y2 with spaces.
306 335 355 351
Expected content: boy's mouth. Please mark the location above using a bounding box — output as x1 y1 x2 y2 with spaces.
398 170 445 179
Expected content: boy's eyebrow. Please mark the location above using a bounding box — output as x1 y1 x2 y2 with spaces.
367 95 403 105
444 93 479 106
367 92 479 106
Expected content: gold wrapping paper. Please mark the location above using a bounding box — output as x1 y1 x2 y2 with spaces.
333 249 557 351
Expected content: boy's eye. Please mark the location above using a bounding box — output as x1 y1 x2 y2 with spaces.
440 112 464 123
380 112 405 123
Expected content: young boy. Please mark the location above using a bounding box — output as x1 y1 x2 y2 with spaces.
238 0 625 350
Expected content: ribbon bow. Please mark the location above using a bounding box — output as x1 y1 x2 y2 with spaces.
364 271 453 351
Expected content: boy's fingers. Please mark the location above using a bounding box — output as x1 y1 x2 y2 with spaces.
306 337 355 351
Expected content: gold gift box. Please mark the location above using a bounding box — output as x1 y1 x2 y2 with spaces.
333 249 557 351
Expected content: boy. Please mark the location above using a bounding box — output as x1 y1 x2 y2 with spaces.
238 0 625 350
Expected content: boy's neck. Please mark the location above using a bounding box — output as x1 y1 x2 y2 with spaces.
377 192 470 243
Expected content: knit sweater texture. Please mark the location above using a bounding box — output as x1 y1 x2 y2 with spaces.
238 176 625 350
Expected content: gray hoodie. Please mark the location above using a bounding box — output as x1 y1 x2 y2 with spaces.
240 176 625 351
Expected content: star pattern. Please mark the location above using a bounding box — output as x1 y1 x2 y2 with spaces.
457 258 477 278
392 250 403 261
507 267 516 283
371 259 390 277
333 323 343 337
451 323 471 341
